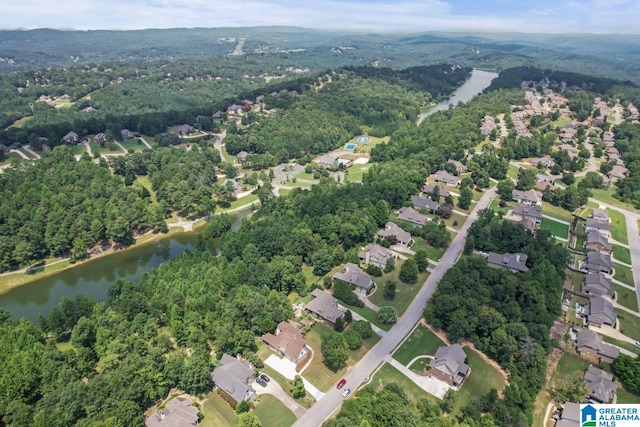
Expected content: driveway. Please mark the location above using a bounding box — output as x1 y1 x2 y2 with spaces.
264 354 325 400
385 356 451 399
252 377 307 419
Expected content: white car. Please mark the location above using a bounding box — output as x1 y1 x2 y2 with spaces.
342 388 352 398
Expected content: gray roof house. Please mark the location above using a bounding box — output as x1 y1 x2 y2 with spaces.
487 252 529 273
434 170 459 186
429 344 469 386
333 262 374 293
585 230 612 254
212 110 223 120
305 289 344 325
609 165 629 180
422 183 450 198
145 397 199 427
555 402 580 427
591 208 610 222
511 205 543 224
359 243 396 268
585 218 611 238
315 155 337 168
588 297 617 327
575 329 619 362
211 354 256 405
237 151 249 163
530 157 555 168
121 129 134 140
582 272 614 298
63 131 79 144
447 159 467 173
397 207 428 226
377 222 412 247
512 189 542 206
178 124 195 136
584 251 613 275
584 365 617 403
411 195 439 212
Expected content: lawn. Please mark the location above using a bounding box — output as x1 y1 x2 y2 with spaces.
0 152 24 166
356 136 389 154
368 264 429 316
566 269 586 293
393 324 445 365
488 198 513 215
200 391 237 427
617 310 640 341
551 353 589 385
69 144 88 156
119 138 147 152
454 347 508 416
278 189 292 197
552 116 573 127
541 202 572 222
613 244 632 265
134 175 157 204
342 302 391 331
254 395 297 427
601 335 639 354
302 323 349 392
539 218 569 239
616 384 640 404
607 208 629 244
345 162 373 183
443 212 467 230
507 163 521 180
302 265 320 286
614 283 639 312
223 194 260 211
96 142 124 155
591 188 640 213
411 237 445 262
294 172 317 180
365 362 439 404
614 263 635 287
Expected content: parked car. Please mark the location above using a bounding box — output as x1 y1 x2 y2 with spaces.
342 388 352 398
635 341 640 347
260 373 270 383
336 379 346 389
256 377 267 387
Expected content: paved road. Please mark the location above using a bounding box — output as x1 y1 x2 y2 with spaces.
589 199 640 313
292 188 497 427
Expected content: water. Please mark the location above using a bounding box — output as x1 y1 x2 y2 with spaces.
417 69 499 125
0 209 252 322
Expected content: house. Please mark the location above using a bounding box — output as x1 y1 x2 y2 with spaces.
411 195 439 213
315 155 337 169
584 365 617 403
434 170 459 186
584 231 611 254
212 111 224 120
582 272 614 298
358 243 396 268
487 252 529 273
511 205 543 225
590 208 609 223
94 133 106 144
447 159 467 173
421 183 450 198
512 189 542 206
121 129 134 141
145 397 199 427
428 344 469 386
237 151 249 164
63 131 78 144
609 165 629 180
530 157 555 168
333 263 374 293
227 104 242 115
377 222 412 247
305 289 344 326
261 321 308 364
255 95 265 104
397 207 428 226
584 218 611 238
178 124 195 136
535 180 556 192
480 115 496 136
555 402 580 427
584 251 613 274
588 297 616 327
211 354 256 405
575 329 619 364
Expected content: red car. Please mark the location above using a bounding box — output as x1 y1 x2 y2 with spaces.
336 379 346 389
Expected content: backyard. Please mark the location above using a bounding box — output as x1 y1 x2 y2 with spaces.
539 218 569 239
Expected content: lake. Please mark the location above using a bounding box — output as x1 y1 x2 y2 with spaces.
417 68 499 125
0 209 251 322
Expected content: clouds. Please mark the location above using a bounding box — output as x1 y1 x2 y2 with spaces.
1 0 639 33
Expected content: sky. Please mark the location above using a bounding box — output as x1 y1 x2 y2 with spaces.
2 0 640 34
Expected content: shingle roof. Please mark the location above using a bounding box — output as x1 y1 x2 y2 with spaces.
377 222 412 245
487 252 529 272
512 189 541 204
145 397 199 427
586 251 612 270
397 207 428 226
333 263 373 292
430 344 469 378
422 183 450 198
588 297 616 327
584 365 617 403
411 195 439 211
211 354 255 403
262 322 307 362
576 329 619 360
585 231 611 252
582 272 614 298
585 218 611 232
434 170 458 184
305 289 344 323
513 205 543 220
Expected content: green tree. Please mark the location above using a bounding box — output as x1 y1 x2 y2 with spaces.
458 187 473 210
344 330 363 350
235 412 262 427
353 320 373 339
333 316 345 332
441 389 457 413
235 401 250 414
497 179 514 200
202 214 230 239
293 375 306 398
399 258 419 283
344 310 353 323
516 168 537 190
414 249 429 273
321 332 348 370
377 306 397 324
312 248 334 276
384 280 397 300
383 257 395 273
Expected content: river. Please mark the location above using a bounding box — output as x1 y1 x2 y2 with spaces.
0 209 252 322
417 68 498 125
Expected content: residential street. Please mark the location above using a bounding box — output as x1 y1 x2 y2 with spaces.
292 187 497 427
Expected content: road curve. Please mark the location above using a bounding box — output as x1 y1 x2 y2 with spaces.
292 188 497 427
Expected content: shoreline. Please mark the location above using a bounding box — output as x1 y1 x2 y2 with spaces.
0 222 204 296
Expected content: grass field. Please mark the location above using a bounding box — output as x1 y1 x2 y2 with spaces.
443 212 467 230
254 395 297 427
551 353 589 385
488 198 514 215
614 263 635 287
345 162 373 183
367 262 429 316
342 302 391 331
616 384 640 404
365 362 439 404
278 188 292 197
613 244 632 265
614 283 639 312
540 218 569 239
617 310 640 341
541 202 572 222
294 172 317 180
356 136 389 154
222 195 260 211
607 208 629 244
119 138 147 152
134 175 157 204
393 324 445 365
591 188 640 213
201 391 237 427
454 347 507 416
302 323 350 392
411 237 445 261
